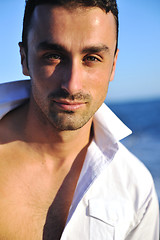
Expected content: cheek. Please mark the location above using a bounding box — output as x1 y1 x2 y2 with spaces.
27 51 54 79
88 71 111 100
29 60 52 80
29 62 61 91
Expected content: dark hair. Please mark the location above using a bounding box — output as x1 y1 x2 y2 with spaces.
22 0 119 54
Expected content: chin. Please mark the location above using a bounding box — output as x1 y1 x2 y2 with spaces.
48 113 91 131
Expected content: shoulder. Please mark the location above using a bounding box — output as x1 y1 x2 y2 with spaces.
109 142 157 209
113 142 154 188
115 142 153 182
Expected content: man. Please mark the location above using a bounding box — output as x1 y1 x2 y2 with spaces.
0 0 159 239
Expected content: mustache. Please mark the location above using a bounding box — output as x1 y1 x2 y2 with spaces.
48 89 91 101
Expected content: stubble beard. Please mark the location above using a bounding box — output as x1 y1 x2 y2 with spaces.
32 88 97 131
45 89 96 131
48 102 95 131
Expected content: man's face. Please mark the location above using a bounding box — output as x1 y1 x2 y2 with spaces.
21 5 118 131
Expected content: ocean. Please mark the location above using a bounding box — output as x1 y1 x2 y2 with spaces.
107 99 160 203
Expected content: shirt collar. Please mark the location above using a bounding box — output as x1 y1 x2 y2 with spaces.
93 102 132 142
0 80 31 120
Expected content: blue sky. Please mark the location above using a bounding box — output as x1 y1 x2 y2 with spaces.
0 0 160 103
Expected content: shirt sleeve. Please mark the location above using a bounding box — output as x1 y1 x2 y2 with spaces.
125 184 159 240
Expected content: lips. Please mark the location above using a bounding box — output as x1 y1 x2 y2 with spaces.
52 99 86 111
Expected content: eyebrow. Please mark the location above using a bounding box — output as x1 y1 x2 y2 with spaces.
36 41 109 54
36 41 67 53
81 45 109 54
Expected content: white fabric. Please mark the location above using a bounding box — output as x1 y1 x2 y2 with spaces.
0 80 31 120
0 80 159 239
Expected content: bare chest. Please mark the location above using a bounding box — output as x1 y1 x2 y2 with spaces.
0 138 86 240
0 163 74 240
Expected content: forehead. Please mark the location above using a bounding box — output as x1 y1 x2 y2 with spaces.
28 5 117 52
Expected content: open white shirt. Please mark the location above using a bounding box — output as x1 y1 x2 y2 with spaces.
0 80 159 239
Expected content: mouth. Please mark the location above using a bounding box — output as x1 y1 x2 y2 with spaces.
52 99 86 111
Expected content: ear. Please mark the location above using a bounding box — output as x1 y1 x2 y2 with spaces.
18 42 30 76
109 49 119 82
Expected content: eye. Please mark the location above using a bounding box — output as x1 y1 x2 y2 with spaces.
86 56 100 62
83 55 101 65
41 52 63 65
44 53 61 61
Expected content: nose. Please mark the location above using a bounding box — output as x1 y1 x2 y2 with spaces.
61 59 83 94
